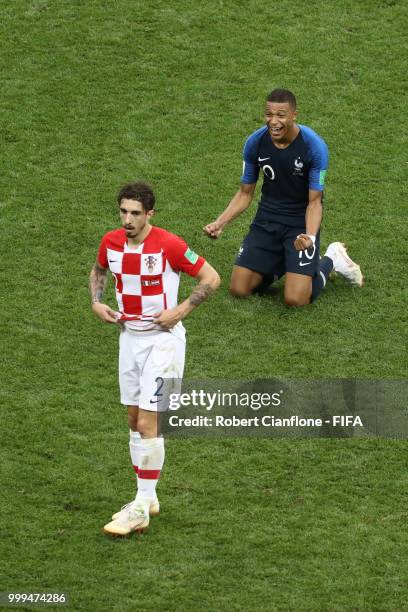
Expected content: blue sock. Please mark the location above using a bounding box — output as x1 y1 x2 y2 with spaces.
312 256 334 302
254 274 275 294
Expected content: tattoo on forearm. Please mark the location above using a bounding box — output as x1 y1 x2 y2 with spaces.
189 282 214 307
89 264 108 303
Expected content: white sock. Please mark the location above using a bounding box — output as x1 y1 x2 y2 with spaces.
129 430 141 477
136 437 165 505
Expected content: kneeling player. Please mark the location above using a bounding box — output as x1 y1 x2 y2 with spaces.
90 181 220 535
204 88 363 304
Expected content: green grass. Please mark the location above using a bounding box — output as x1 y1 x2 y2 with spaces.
1 0 407 610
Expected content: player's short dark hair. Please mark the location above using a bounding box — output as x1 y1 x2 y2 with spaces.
117 181 155 211
266 89 297 109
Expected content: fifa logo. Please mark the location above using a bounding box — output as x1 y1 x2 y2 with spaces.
145 255 157 273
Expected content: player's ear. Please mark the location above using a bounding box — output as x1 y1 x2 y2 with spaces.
147 209 155 219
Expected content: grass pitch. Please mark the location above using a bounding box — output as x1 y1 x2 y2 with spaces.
1 1 407 610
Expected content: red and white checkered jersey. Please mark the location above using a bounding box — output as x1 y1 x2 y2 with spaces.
97 226 205 331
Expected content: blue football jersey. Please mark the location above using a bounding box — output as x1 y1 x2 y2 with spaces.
241 124 329 226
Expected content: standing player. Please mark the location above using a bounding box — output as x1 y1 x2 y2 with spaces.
90 181 220 536
204 88 363 305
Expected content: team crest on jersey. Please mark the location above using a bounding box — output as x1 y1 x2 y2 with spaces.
145 255 157 273
293 157 304 176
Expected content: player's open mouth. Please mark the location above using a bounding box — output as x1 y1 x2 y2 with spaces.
270 127 283 136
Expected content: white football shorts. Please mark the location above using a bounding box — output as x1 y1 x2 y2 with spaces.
119 327 186 411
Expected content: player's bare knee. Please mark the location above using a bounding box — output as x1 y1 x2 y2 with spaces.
128 411 138 431
284 293 310 307
137 420 158 438
229 283 252 297
136 411 159 438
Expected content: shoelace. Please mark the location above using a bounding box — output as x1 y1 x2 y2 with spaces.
128 505 147 520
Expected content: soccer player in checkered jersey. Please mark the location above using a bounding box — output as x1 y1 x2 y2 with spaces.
204 88 363 304
90 181 220 536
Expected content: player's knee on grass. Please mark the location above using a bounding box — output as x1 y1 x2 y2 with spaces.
284 289 311 307
229 282 253 297
229 266 263 297
284 273 312 307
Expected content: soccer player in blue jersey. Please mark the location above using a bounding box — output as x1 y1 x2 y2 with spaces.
204 89 363 306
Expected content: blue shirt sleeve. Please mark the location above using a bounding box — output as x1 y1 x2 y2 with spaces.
240 126 268 184
299 125 329 191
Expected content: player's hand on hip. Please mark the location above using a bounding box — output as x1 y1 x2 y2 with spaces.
153 308 182 330
294 234 313 251
203 221 223 239
92 302 119 324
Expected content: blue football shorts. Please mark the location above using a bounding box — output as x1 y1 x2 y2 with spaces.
234 221 320 278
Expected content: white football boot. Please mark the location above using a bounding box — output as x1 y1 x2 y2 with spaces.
325 242 363 286
111 498 160 521
103 503 149 536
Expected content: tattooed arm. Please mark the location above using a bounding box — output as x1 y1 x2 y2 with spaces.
154 262 220 329
89 260 118 324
